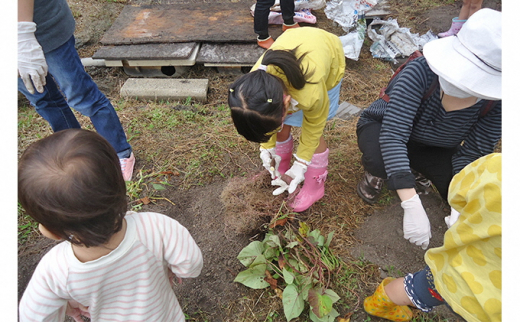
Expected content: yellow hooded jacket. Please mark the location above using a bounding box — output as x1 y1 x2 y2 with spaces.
254 27 345 162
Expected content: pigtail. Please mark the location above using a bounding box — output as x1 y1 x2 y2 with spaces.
261 46 315 90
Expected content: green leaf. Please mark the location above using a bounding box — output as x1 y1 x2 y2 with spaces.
300 276 313 300
233 255 270 289
317 235 325 247
283 284 305 321
324 289 340 304
325 231 334 248
237 241 265 267
308 229 325 247
309 307 340 322
308 288 332 318
152 183 165 190
288 258 306 273
263 246 278 260
265 234 282 249
282 267 295 285
286 241 299 249
308 229 321 240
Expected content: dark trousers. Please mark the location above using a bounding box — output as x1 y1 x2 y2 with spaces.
357 121 458 200
254 0 295 39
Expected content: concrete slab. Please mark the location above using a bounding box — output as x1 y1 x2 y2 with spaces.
197 43 265 67
93 42 198 60
93 43 200 67
120 78 209 102
335 101 362 120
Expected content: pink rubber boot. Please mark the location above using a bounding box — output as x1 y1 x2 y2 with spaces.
289 149 329 212
438 17 466 38
275 135 293 175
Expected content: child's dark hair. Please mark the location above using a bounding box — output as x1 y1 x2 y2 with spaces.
18 129 127 248
228 47 313 143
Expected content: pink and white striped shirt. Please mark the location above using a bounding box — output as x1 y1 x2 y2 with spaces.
19 211 203 321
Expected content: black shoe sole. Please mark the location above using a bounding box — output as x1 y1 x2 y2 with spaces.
356 182 378 205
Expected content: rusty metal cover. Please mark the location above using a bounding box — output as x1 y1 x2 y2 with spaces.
100 3 282 45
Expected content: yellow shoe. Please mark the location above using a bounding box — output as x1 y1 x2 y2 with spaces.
364 277 413 322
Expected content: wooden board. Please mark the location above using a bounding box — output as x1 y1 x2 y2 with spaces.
100 3 282 45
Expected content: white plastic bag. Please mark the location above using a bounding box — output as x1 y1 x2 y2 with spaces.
339 15 367 61
250 5 317 25
324 0 377 32
271 0 327 11
368 18 438 62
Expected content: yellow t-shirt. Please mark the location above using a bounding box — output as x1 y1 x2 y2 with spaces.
425 153 502 321
255 27 346 162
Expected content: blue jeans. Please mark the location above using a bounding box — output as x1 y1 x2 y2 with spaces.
18 36 131 159
284 80 342 127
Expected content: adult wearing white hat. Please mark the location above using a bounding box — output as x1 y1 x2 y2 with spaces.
355 8 501 249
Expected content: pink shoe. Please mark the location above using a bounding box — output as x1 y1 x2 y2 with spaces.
120 152 135 181
289 149 329 212
438 17 466 38
275 135 293 175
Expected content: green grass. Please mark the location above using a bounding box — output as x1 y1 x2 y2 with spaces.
18 203 39 245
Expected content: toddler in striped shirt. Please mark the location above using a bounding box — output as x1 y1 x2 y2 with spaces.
18 128 203 321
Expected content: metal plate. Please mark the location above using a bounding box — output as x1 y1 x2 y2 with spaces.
100 3 282 45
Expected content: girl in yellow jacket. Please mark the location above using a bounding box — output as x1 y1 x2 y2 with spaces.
228 27 345 212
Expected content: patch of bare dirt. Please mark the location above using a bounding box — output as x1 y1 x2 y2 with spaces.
18 0 502 321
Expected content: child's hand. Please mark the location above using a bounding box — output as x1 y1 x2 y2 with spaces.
168 268 183 286
260 148 282 179
66 300 90 322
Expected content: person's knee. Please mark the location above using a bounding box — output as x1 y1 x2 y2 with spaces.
361 154 386 177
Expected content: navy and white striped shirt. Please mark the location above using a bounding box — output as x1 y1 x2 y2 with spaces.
358 56 501 188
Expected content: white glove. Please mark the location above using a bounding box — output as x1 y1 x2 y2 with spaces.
444 207 460 228
401 194 431 250
260 147 281 179
271 177 289 196
18 21 48 94
285 160 308 194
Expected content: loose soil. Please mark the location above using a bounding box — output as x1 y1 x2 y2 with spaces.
17 0 501 321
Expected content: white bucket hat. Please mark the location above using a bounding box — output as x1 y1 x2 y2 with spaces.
423 8 501 100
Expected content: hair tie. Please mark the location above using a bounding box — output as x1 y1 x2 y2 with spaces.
229 88 234 93
267 99 272 103
258 64 267 71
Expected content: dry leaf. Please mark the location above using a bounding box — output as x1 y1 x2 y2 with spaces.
269 217 288 229
278 255 286 269
140 196 151 205
264 270 278 289
338 312 353 322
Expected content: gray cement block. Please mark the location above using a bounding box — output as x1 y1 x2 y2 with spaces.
120 78 209 102
335 101 362 120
